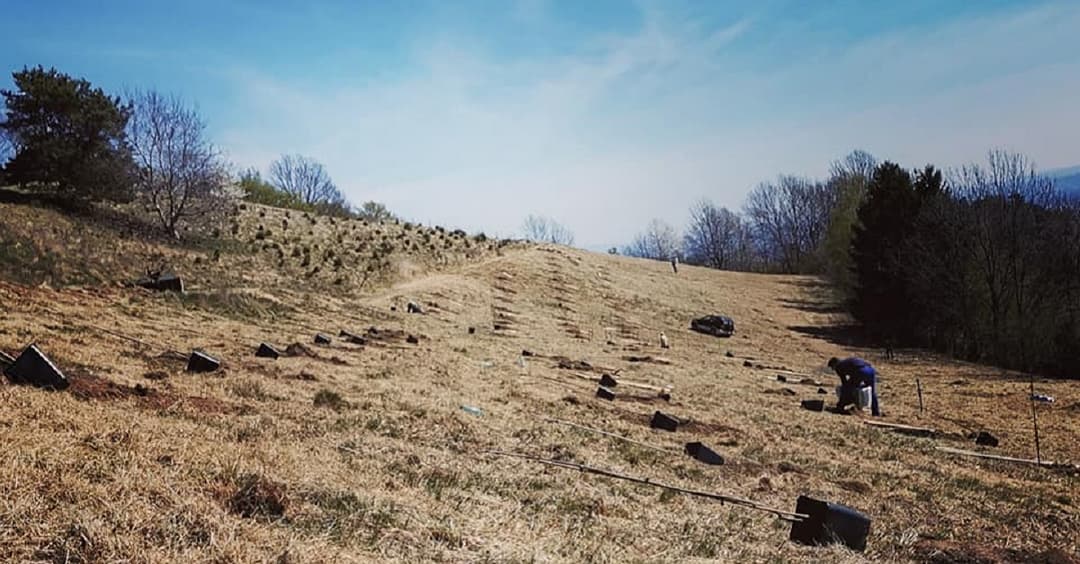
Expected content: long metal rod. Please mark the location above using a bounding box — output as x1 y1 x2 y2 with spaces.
486 450 807 521
544 417 676 454
86 324 188 360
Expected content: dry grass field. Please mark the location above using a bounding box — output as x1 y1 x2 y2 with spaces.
0 197 1077 563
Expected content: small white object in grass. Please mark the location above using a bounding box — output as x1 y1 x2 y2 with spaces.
1031 394 1054 403
461 405 483 416
659 331 670 349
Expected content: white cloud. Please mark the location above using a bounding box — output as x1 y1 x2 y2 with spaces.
216 2 1080 247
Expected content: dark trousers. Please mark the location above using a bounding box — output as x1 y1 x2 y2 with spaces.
838 372 881 416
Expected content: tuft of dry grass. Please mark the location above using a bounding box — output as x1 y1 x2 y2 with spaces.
313 389 349 411
225 472 289 520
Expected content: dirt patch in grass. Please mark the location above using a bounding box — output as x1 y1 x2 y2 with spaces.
622 355 673 365
618 392 675 405
284 342 316 357
67 370 156 401
553 356 594 371
33 523 104 564
223 473 289 520
836 479 873 494
67 370 247 415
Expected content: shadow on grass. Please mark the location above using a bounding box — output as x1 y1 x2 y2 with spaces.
0 186 233 254
0 184 247 265
787 323 876 348
778 278 875 347
776 298 846 315
776 278 848 314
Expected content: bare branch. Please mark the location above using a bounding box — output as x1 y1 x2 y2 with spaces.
521 214 575 245
127 90 228 239
683 199 752 270
743 176 835 273
623 219 680 260
269 154 343 206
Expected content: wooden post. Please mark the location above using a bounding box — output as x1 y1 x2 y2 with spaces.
864 420 937 437
1029 374 1042 464
936 447 1077 470
916 378 924 416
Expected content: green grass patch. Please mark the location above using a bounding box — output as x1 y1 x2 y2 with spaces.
292 489 399 545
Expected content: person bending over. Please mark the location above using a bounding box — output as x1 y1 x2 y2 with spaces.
828 356 881 416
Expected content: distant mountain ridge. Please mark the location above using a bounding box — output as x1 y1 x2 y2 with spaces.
1049 165 1080 177
1049 165 1080 195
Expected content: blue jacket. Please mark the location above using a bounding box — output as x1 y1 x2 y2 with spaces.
834 357 876 386
834 357 881 416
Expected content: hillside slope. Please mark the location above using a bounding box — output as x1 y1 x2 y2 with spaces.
0 214 1077 562
0 190 507 292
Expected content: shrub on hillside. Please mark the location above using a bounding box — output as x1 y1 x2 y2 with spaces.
312 199 354 219
238 169 313 211
354 200 395 222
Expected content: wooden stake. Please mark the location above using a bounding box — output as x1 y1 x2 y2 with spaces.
1029 374 1042 464
864 420 936 437
544 418 675 454
572 371 672 393
485 450 807 521
916 378 924 416
936 446 1076 470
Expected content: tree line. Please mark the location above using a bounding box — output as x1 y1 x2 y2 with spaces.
0 66 393 238
623 149 1080 378
853 151 1080 378
621 150 877 275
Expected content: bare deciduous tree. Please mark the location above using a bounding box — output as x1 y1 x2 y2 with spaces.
522 214 575 245
830 149 878 183
743 175 835 273
683 199 751 270
128 90 228 239
824 150 878 296
951 149 1057 363
269 154 343 206
624 219 680 261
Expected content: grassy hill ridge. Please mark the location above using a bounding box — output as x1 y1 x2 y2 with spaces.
0 196 1076 562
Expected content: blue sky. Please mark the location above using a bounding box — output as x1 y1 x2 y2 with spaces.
3 0 1079 249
